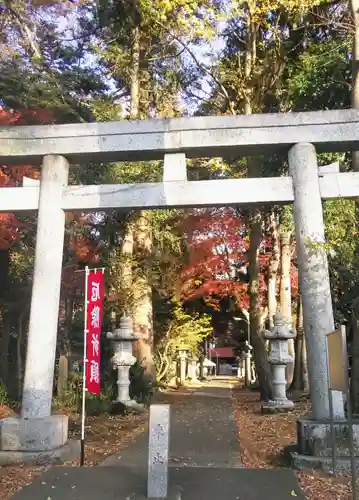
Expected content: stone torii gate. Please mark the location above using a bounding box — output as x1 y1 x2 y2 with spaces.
0 109 358 461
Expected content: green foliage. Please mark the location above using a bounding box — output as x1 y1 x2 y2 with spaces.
279 205 294 234
0 380 9 406
53 365 154 415
52 372 82 412
53 372 115 416
155 300 212 382
286 38 351 112
324 199 357 266
85 388 114 416
129 360 155 403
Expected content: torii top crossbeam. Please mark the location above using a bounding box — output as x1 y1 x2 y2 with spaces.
0 109 359 164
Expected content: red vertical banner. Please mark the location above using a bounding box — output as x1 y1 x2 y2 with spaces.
85 269 104 395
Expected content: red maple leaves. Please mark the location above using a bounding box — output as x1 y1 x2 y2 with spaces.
180 207 298 312
0 108 51 249
0 107 98 281
181 208 251 309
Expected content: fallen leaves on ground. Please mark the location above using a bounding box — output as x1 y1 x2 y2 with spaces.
232 389 354 500
0 410 148 499
0 405 15 419
0 465 47 500
68 410 148 465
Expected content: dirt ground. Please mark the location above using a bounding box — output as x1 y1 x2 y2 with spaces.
233 389 355 500
2 388 358 499
0 408 148 499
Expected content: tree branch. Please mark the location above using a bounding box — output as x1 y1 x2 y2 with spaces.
154 20 235 115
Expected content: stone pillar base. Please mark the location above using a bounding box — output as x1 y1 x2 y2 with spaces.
0 414 79 465
297 417 359 457
0 440 80 466
287 417 359 474
288 444 359 474
0 415 68 451
261 399 295 414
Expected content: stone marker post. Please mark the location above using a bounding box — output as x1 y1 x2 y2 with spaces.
289 143 344 420
261 312 296 413
147 404 170 499
107 316 143 411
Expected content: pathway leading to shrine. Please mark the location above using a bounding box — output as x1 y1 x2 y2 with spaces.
13 378 305 499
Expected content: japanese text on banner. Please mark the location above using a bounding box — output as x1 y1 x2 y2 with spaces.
85 270 104 395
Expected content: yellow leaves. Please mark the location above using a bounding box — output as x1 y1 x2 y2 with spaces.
139 0 218 40
232 0 324 21
159 299 212 354
290 491 298 497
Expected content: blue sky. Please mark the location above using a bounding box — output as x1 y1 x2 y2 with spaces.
54 3 227 116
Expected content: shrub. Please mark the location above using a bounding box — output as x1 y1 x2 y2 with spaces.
53 371 117 416
130 360 155 404
0 380 9 405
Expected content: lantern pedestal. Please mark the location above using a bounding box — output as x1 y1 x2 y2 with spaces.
107 316 144 412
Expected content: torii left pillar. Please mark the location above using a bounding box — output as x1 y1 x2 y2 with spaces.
0 155 72 463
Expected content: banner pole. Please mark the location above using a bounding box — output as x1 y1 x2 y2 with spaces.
80 265 90 467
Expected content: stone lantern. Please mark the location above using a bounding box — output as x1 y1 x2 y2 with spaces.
243 341 253 388
261 312 296 413
107 315 144 411
187 354 199 384
177 346 190 385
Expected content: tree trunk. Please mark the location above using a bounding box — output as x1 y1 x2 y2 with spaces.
352 307 359 412
280 232 294 385
57 355 68 398
349 0 359 411
111 21 140 325
0 250 10 299
133 212 156 381
128 18 155 381
351 0 359 117
244 6 272 399
16 314 24 399
129 23 140 120
121 223 134 315
57 298 72 397
267 211 280 329
0 311 11 387
292 294 303 391
292 292 310 395
248 207 272 400
280 232 292 322
302 331 309 393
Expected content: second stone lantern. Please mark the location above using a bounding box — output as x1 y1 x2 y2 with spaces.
106 315 144 411
261 312 296 413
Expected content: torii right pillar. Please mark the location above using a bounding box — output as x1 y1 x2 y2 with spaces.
289 143 344 421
